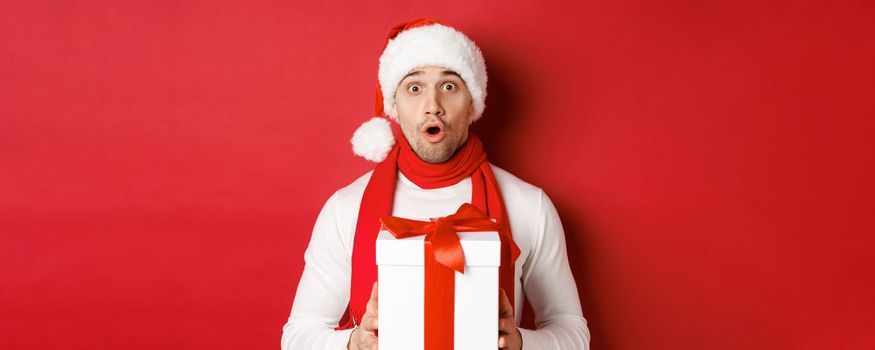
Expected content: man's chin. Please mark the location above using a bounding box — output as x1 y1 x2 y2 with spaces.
414 144 454 163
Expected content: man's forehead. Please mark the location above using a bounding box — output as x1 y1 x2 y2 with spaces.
401 68 462 81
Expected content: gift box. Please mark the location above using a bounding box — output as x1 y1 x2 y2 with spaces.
376 227 500 350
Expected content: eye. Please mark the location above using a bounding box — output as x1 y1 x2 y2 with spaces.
443 82 456 91
408 84 421 93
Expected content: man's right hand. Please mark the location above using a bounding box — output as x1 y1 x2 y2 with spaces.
348 282 379 350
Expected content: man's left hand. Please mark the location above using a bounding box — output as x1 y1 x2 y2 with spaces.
498 288 522 350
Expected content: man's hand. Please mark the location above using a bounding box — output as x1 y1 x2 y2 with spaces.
498 288 522 350
348 282 379 350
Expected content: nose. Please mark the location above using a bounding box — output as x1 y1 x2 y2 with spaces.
424 89 444 117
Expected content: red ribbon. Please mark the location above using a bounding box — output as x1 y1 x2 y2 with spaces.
380 203 515 350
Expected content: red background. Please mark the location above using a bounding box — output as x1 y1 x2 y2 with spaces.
2 1 873 349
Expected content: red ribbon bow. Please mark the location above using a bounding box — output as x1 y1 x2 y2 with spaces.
380 202 503 273
379 203 518 350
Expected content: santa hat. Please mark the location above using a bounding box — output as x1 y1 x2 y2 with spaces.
350 18 489 162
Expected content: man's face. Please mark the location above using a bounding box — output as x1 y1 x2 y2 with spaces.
390 65 474 164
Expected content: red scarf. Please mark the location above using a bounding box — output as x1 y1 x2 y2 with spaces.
337 120 521 330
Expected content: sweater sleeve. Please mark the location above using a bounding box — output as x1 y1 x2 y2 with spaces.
517 190 591 349
281 192 354 350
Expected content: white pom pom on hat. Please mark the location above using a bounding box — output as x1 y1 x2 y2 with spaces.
349 18 488 163
351 117 395 162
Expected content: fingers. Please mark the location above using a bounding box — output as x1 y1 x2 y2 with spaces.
497 290 519 350
351 284 381 350
499 288 513 319
360 313 379 332
499 318 511 332
497 326 521 350
350 326 379 350
372 281 378 311
367 282 379 315
498 332 518 349
371 281 378 300
361 282 380 333
354 315 379 350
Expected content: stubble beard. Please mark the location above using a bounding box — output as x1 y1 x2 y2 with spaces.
404 118 461 164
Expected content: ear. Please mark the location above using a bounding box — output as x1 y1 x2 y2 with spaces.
467 100 475 124
389 104 399 121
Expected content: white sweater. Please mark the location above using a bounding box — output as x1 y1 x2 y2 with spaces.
281 164 590 349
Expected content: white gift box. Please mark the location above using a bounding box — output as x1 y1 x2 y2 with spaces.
376 229 500 350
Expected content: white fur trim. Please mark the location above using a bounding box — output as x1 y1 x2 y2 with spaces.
378 23 487 124
350 117 395 162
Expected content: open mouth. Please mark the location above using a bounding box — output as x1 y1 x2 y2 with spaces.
421 121 446 143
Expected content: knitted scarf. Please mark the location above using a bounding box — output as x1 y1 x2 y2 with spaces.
337 121 520 329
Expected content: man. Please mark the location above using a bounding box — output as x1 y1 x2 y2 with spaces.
281 18 590 349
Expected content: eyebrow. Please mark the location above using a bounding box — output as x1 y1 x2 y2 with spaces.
441 70 462 79
400 69 462 82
